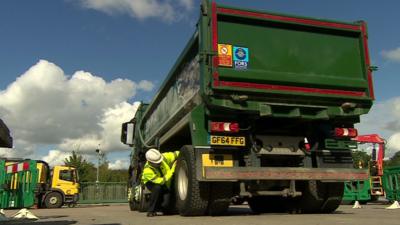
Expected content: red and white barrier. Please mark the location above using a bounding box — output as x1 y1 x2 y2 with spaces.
5 162 30 174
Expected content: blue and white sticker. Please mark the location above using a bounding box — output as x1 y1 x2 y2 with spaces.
233 46 249 70
233 47 249 62
234 61 248 70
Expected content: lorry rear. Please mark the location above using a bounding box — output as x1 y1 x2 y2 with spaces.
122 0 373 216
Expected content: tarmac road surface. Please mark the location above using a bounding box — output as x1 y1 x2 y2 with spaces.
2 203 399 225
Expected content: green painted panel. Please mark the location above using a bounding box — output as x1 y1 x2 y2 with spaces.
190 105 209 146
343 179 371 201
0 160 38 209
382 166 400 201
217 19 366 90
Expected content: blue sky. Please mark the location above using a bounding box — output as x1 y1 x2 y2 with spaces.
1 0 400 167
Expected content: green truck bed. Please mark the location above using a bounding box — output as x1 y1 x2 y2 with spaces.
140 1 374 145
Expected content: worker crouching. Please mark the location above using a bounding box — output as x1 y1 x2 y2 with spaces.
141 149 179 217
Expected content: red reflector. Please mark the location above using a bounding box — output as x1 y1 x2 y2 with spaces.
210 122 239 133
23 162 30 171
334 128 358 138
229 123 240 133
210 122 224 132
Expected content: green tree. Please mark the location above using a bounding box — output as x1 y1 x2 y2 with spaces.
94 153 128 182
385 151 400 167
64 151 96 182
352 150 371 168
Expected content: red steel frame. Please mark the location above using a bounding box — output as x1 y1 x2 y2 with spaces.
353 134 385 176
211 2 374 99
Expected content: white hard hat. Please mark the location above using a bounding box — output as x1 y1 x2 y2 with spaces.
145 149 163 164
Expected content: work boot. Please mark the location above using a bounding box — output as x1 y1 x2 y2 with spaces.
146 212 157 217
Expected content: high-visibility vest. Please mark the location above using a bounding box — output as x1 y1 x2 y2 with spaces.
141 151 179 189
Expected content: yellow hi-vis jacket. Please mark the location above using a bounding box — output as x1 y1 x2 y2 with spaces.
141 151 180 189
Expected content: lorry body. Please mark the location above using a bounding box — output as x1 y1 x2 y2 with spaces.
4 159 79 208
122 1 373 215
0 119 12 148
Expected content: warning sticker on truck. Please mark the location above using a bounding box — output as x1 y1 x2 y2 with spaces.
218 44 232 67
233 46 249 70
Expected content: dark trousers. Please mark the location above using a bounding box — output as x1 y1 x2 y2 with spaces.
145 182 171 213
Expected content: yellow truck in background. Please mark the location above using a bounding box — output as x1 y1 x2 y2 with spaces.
4 159 80 208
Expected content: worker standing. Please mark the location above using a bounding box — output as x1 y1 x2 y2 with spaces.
141 148 180 217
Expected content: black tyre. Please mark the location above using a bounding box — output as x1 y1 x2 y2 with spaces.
44 192 63 208
292 181 344 214
208 183 233 216
320 182 344 213
248 196 288 214
137 184 149 212
128 187 137 211
175 145 209 216
248 196 265 214
129 201 136 211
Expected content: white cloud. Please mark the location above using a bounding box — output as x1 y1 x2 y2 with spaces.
108 159 130 170
78 0 194 22
357 97 400 158
0 60 153 158
42 150 72 167
381 47 400 63
137 80 154 91
387 133 400 152
0 148 15 158
58 101 141 152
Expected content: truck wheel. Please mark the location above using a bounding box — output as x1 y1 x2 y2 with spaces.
208 183 232 216
137 184 149 212
248 197 263 214
320 182 344 213
128 186 141 211
248 196 288 214
175 145 209 216
291 180 323 213
293 181 343 213
128 187 135 211
45 192 63 208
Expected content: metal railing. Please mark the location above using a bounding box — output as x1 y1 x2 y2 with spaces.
79 182 127 204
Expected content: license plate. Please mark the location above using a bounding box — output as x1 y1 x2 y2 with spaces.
202 154 233 167
210 135 245 146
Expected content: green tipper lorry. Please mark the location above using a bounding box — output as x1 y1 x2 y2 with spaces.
0 119 12 148
121 1 373 216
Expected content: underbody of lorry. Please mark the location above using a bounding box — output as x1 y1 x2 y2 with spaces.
123 0 374 216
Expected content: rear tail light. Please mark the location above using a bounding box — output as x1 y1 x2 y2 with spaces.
210 122 240 133
334 128 358 138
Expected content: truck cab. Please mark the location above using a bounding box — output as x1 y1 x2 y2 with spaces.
39 164 80 208
4 159 79 208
